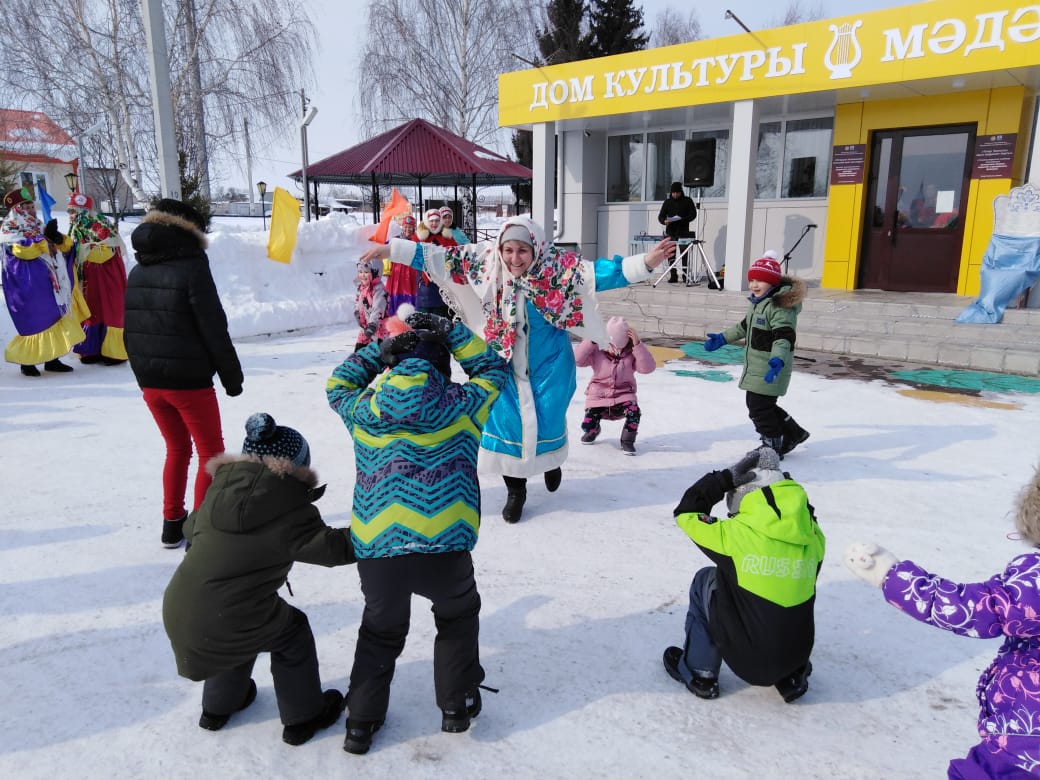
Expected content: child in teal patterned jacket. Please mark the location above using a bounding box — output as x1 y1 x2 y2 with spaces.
326 306 507 755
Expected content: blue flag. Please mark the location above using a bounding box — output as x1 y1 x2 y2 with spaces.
38 181 56 224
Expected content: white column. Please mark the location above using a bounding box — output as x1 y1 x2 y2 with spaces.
724 100 760 290
140 0 181 200
1028 100 1040 185
532 122 555 235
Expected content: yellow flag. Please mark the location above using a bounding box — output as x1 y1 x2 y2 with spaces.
267 187 301 263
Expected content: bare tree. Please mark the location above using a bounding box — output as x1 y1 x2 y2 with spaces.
649 6 703 47
357 0 538 147
0 0 316 202
768 0 827 27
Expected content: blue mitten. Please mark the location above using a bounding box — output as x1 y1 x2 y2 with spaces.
764 357 784 383
704 333 726 352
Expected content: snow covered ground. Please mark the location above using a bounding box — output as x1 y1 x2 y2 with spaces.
2 214 1037 778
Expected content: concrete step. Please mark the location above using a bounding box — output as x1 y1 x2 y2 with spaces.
597 284 1040 376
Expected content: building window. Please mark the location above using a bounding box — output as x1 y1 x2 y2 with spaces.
646 130 729 201
782 118 833 198
755 117 833 199
606 134 644 202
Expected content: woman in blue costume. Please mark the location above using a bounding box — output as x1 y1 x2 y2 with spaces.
362 216 674 523
1 186 89 376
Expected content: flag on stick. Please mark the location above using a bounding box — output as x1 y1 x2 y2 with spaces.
267 187 301 263
369 188 412 244
39 182 56 224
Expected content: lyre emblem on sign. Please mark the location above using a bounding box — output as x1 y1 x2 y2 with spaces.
824 21 862 80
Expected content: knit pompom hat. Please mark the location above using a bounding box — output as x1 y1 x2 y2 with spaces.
383 303 451 378
1015 466 1040 546
242 413 310 467
748 256 782 286
726 446 786 515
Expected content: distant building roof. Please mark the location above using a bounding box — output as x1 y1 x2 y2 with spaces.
0 108 77 165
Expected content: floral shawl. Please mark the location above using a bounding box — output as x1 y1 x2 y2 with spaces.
453 217 586 360
0 203 45 245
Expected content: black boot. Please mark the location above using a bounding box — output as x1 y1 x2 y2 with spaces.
282 689 345 746
543 467 562 492
620 429 637 455
441 688 482 733
199 679 257 731
43 359 73 373
343 717 383 755
20 364 40 377
780 416 810 456
502 476 527 524
774 661 812 703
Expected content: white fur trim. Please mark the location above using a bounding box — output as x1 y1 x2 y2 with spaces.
622 253 653 283
389 238 419 265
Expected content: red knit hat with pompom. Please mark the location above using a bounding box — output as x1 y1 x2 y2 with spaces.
747 256 782 286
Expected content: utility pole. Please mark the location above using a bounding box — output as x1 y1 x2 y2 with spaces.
244 117 253 208
141 0 181 200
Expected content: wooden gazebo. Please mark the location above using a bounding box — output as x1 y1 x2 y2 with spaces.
288 118 532 229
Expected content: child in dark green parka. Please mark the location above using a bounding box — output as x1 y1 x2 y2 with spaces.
162 413 355 746
703 254 809 457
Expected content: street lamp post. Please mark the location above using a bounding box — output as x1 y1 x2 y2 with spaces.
300 106 318 223
64 172 79 193
76 119 105 201
257 180 267 231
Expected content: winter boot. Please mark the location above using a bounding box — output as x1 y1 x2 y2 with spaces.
282 689 345 746
43 359 73 373
199 679 257 731
162 512 188 549
620 429 637 455
543 467 562 492
20 365 40 377
343 717 384 755
580 427 600 444
79 354 103 365
774 661 812 703
780 416 810 456
662 647 719 699
502 477 527 524
441 688 482 733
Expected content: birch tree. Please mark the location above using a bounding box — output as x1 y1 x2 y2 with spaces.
357 0 538 146
0 0 315 202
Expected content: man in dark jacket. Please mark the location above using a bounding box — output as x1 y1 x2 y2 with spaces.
657 181 697 283
663 447 825 702
163 413 355 746
125 199 243 548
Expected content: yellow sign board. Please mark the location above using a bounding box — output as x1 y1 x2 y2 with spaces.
499 0 1040 126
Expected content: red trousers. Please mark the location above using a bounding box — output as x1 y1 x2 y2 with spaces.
142 386 225 520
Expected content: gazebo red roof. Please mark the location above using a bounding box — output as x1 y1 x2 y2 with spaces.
289 118 531 186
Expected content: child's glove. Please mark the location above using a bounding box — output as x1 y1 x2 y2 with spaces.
726 450 761 488
405 310 453 342
844 542 900 588
764 357 784 383
379 331 420 368
363 322 377 338
44 219 64 245
704 333 726 352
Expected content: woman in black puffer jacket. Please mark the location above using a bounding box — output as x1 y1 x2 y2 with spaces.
125 199 243 549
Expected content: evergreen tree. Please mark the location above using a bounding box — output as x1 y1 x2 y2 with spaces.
510 130 533 213
586 0 648 57
537 0 591 64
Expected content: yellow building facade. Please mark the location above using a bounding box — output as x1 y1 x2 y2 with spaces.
499 0 1039 296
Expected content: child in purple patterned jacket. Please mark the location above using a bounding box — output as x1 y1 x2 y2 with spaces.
845 466 1040 779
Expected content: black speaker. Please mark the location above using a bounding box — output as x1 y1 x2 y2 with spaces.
683 138 716 189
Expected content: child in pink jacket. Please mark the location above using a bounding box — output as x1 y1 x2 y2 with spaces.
573 316 656 455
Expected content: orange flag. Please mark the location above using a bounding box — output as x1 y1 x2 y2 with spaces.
369 188 412 244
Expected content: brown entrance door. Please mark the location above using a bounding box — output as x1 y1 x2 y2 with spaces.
859 125 975 292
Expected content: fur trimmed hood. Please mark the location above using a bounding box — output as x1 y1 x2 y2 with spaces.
140 208 209 249
205 452 319 488
1016 466 1040 546
773 275 807 309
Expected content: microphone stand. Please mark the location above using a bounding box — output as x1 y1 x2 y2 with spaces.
781 224 817 273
